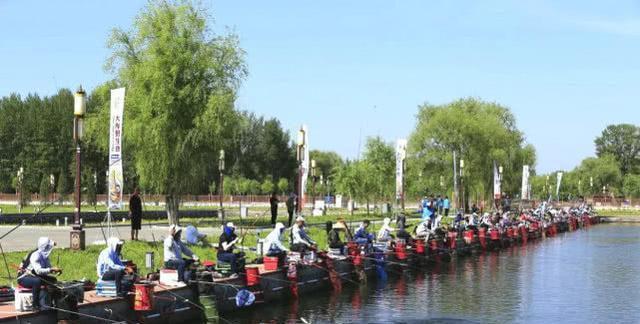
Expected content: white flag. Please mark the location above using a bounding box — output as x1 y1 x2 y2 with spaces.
108 88 125 210
493 161 501 199
521 165 530 200
300 125 310 208
556 172 563 199
395 139 407 200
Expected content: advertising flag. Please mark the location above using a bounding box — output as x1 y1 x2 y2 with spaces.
108 88 125 210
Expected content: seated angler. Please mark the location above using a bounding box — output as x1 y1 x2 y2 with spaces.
290 216 316 253
17 237 62 311
164 225 199 283
376 217 395 243
262 222 288 263
97 237 135 297
327 220 347 253
185 224 208 245
415 220 432 239
354 220 374 245
217 222 244 278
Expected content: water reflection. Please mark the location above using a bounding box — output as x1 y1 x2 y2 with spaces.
228 224 640 324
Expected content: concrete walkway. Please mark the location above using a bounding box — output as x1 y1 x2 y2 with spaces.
0 224 224 252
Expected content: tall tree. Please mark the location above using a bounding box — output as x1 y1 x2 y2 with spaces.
406 98 536 205
106 0 247 224
594 124 640 175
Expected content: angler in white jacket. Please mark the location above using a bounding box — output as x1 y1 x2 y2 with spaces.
377 217 395 242
263 222 289 256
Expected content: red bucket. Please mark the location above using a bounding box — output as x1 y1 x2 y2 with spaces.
264 256 279 271
521 226 528 244
448 232 457 250
490 229 499 241
464 230 474 244
246 266 260 286
506 228 513 238
415 239 425 254
353 254 362 266
134 283 154 311
395 242 407 260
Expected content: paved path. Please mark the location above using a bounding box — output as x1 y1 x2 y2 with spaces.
0 224 223 252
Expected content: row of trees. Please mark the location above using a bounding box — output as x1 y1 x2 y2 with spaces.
532 124 640 200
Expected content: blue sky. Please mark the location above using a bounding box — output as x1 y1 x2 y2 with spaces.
1 0 638 173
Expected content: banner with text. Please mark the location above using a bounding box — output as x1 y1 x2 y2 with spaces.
521 165 530 200
395 139 407 200
300 124 310 208
493 161 501 200
108 88 125 210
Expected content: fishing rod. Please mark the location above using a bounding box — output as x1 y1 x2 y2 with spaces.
0 201 54 241
46 305 132 324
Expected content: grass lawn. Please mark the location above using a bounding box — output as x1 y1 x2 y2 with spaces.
595 209 640 217
0 212 425 286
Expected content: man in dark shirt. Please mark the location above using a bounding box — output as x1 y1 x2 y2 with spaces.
217 222 244 277
129 187 142 241
286 193 296 227
270 193 279 225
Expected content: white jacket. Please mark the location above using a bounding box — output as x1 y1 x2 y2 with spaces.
263 223 288 255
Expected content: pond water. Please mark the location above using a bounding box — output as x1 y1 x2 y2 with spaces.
223 224 640 324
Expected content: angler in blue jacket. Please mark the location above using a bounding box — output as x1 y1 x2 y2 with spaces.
354 220 374 244
97 237 134 296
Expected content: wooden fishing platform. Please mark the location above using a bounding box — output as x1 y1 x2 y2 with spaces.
0 282 201 323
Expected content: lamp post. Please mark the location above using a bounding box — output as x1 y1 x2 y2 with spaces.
50 174 55 204
545 175 550 197
17 167 24 212
218 149 225 221
459 159 465 213
590 177 594 199
296 127 306 214
71 86 86 250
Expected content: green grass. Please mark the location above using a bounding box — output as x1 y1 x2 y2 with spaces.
0 211 425 286
595 209 640 217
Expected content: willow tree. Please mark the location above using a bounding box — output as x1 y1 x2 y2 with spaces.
406 98 536 206
106 0 246 224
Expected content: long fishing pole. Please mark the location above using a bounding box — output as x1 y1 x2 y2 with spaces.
0 243 11 280
0 202 54 241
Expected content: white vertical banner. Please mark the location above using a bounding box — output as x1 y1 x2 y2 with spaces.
556 172 563 199
300 124 310 208
395 139 407 200
521 165 530 200
108 88 125 210
493 161 501 200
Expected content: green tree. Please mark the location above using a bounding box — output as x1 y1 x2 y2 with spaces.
623 174 640 198
261 178 274 194
575 155 622 196
406 98 536 207
362 137 395 203
594 124 640 175
277 178 289 195
106 0 247 224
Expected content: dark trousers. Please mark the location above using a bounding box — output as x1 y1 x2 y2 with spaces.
290 243 308 253
18 275 43 308
287 209 294 227
165 259 194 282
218 252 245 273
445 209 450 217
101 269 125 295
271 207 278 225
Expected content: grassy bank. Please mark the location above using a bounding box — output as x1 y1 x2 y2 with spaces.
595 209 640 217
0 214 424 286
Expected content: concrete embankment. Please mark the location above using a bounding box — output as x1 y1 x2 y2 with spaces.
601 216 640 223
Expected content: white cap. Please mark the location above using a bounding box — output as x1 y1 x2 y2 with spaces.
169 224 182 234
226 222 235 229
295 216 305 223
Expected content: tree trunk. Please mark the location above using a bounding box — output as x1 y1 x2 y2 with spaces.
166 195 180 225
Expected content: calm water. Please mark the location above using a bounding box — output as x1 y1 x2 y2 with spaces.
224 224 640 324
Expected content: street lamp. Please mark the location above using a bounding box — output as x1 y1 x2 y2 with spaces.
296 127 305 214
71 85 86 250
218 149 225 221
17 167 24 212
49 174 55 204
546 175 550 197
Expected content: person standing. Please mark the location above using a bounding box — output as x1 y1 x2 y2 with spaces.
443 196 450 217
129 187 142 241
286 193 296 227
270 192 279 225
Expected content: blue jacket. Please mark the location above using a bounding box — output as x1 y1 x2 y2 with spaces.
97 238 125 278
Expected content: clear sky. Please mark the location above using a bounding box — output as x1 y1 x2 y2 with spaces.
1 0 638 173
